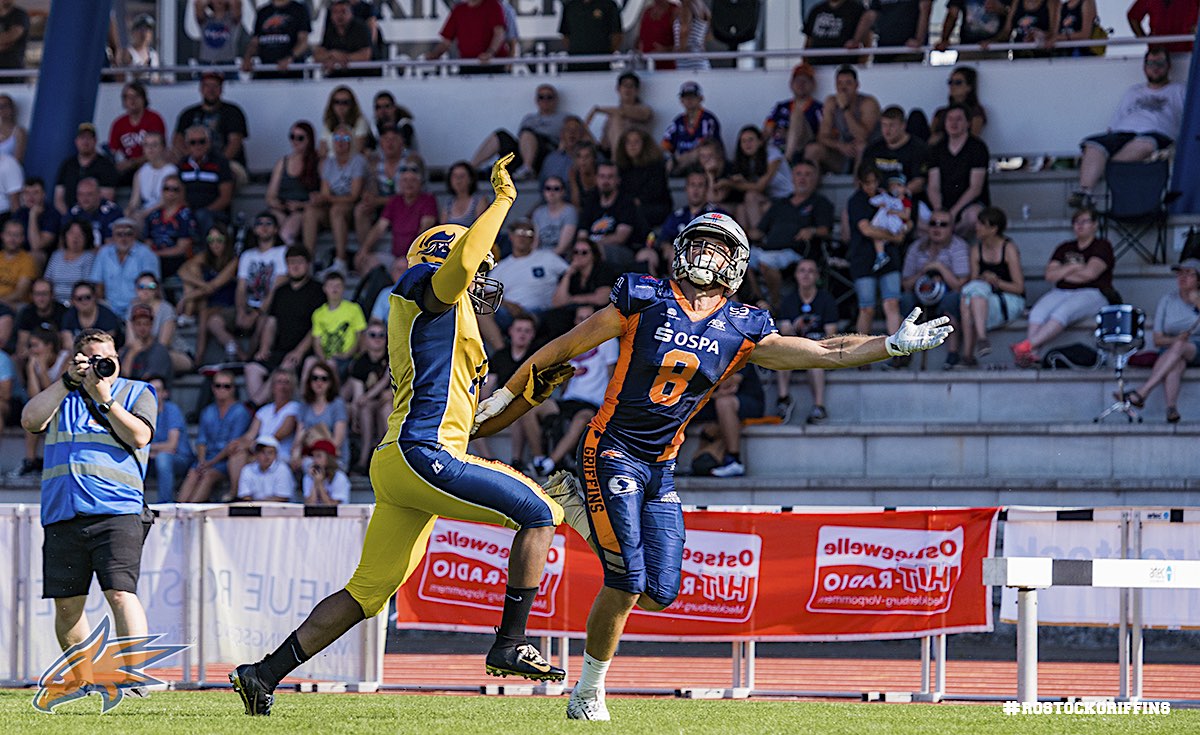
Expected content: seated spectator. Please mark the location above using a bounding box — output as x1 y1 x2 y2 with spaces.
960 206 1026 364
245 247 325 405
12 328 67 478
67 177 124 245
864 0 931 63
587 72 654 159
172 72 249 184
308 271 366 376
538 114 590 189
120 302 173 382
674 0 711 72
193 0 244 70
901 211 969 369
927 104 990 239
178 224 238 361
559 0 622 72
1127 0 1196 54
178 125 234 235
1000 0 1058 57
663 81 721 176
0 218 33 308
471 84 566 180
358 154 436 273
803 0 872 63
45 221 97 305
747 160 834 310
813 65 881 175
580 161 649 271
121 13 161 75
266 121 320 245
1012 208 1113 367
424 0 510 75
1120 259 1200 423
54 123 118 214
126 271 193 374
61 281 124 350
14 178 58 265
702 140 742 211
354 123 407 249
241 0 311 79
529 304 618 475
568 142 599 208
764 63 823 165
90 217 159 318
530 175 577 255
344 320 389 473
368 92 415 151
236 435 296 502
107 81 166 182
660 168 728 248
544 236 617 337
0 147 20 218
368 257 408 324
862 106 930 216
773 258 840 423
688 365 764 477
728 125 794 233
1057 0 1101 57
292 361 349 470
313 0 371 77
226 368 302 493
0 343 15 431
177 371 253 502
637 0 678 69
302 439 350 505
234 214 288 355
936 0 1011 57
1070 47 1184 208
441 160 488 227
125 132 178 228
0 95 27 161
844 163 903 341
15 279 67 365
868 173 913 271
318 86 370 158
143 174 196 278
490 218 569 321
929 67 988 146
615 128 672 231
303 124 366 272
478 313 537 460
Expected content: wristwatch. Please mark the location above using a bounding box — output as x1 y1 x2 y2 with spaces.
97 398 116 414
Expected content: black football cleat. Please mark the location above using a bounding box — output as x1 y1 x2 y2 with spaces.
485 640 565 682
230 663 274 716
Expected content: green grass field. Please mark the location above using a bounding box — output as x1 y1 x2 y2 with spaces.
1 690 1195 735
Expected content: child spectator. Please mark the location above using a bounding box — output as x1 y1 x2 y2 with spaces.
868 173 913 272
236 435 295 502
226 368 302 493
302 439 350 505
662 81 721 176
308 271 366 376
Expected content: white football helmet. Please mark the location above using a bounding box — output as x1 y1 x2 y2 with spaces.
672 212 750 293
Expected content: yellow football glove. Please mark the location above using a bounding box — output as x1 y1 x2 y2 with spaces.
523 363 576 405
491 152 517 203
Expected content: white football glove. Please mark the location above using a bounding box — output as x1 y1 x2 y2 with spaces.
472 387 515 435
885 307 953 357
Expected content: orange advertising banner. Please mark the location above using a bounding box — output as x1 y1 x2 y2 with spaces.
395 508 999 641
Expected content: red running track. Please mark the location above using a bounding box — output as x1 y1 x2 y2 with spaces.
150 654 1200 700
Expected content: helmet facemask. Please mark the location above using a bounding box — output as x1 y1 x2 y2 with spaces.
468 252 504 315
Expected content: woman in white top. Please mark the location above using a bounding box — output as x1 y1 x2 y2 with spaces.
318 86 370 159
227 368 302 497
674 0 711 72
126 131 178 227
0 94 27 162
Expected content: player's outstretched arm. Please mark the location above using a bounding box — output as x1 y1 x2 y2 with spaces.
430 153 517 306
750 308 951 370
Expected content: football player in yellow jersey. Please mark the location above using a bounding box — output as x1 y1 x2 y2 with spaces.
231 155 569 717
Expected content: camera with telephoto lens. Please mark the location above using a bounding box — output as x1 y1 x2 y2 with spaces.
89 355 117 378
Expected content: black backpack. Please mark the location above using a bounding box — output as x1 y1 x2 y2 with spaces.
711 0 761 47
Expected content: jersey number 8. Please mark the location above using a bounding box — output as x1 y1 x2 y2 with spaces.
649 349 700 407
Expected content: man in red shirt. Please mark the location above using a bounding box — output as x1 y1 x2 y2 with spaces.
425 0 509 75
1128 0 1198 53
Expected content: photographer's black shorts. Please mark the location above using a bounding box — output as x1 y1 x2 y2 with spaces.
42 513 145 599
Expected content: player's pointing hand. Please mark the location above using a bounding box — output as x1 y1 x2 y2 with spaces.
491 153 517 203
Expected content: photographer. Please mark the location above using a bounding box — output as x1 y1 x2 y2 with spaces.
20 328 157 661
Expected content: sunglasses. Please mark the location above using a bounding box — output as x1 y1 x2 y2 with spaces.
289 133 307 142
254 219 275 227
947 79 966 86
543 185 563 192
333 134 352 143
162 185 181 192
114 229 135 237
207 234 227 244
136 282 157 290
213 382 234 389
398 165 420 173
512 229 534 237
374 103 393 110
367 331 385 338
186 139 206 146
573 249 591 256
73 294 94 302
332 98 352 106
929 220 952 227
311 374 330 383
537 94 555 101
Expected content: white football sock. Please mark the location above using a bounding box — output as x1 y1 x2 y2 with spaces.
575 652 610 696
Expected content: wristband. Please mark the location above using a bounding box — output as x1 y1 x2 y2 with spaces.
62 373 81 391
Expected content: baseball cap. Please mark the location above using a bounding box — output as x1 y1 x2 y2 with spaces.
886 172 907 186
679 81 702 97
306 439 338 457
76 122 96 136
130 303 154 321
791 62 815 80
254 435 280 450
111 216 137 230
1172 258 1200 273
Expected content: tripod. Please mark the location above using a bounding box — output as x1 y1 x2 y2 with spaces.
1094 348 1143 423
